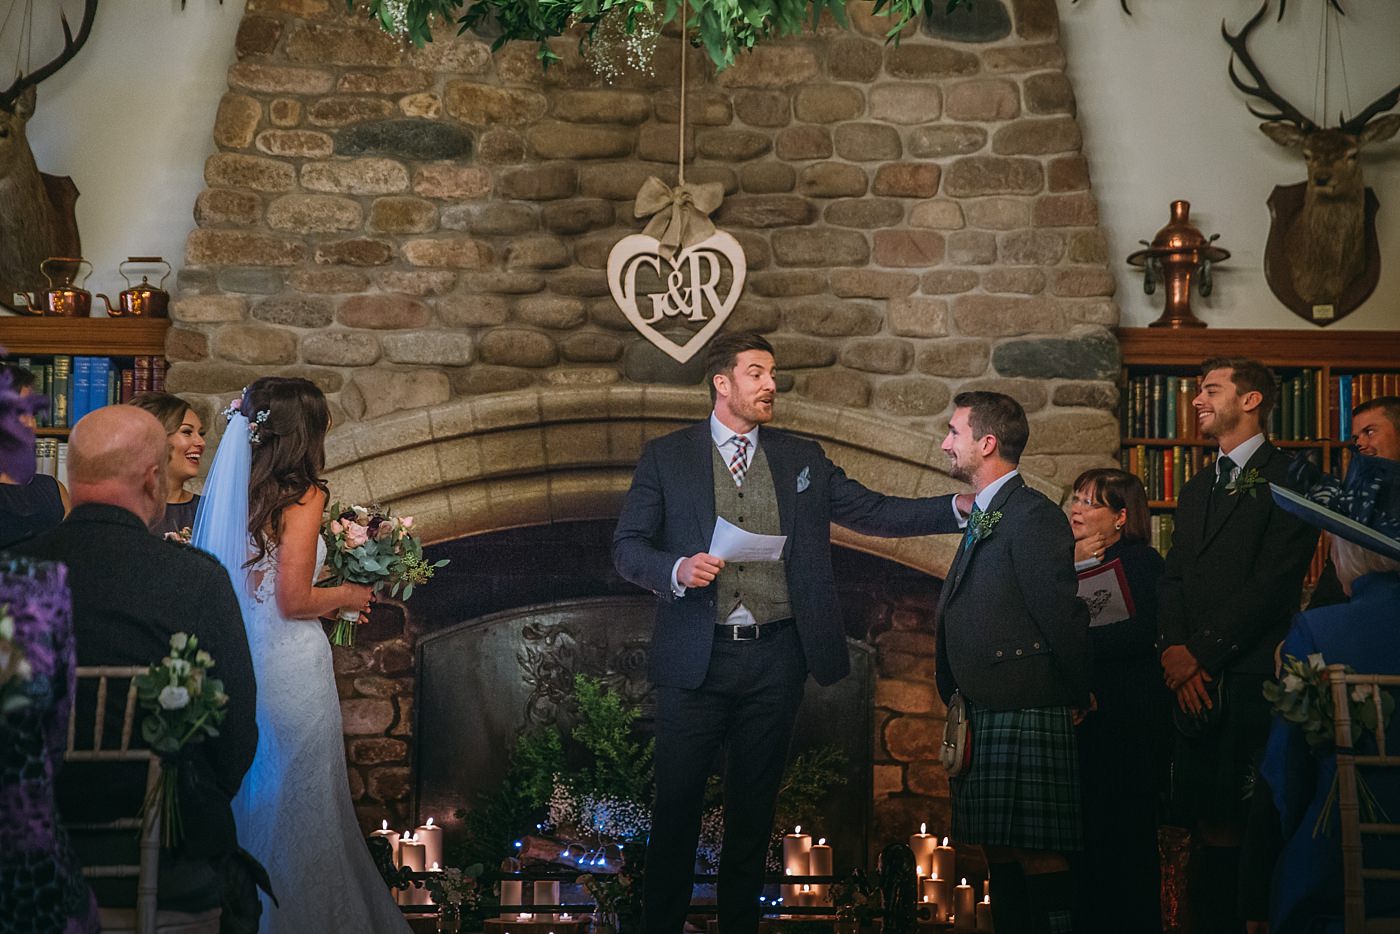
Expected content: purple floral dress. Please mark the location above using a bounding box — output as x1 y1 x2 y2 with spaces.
0 556 99 934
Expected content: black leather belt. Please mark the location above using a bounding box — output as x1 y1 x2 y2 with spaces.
714 618 795 642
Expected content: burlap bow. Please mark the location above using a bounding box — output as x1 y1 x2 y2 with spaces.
634 177 726 257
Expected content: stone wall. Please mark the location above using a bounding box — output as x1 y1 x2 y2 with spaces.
172 0 1119 488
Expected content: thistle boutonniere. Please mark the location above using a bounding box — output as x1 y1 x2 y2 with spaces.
967 509 1003 544
1228 467 1268 498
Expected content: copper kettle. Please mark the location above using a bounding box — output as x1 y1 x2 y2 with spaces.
13 257 94 317
98 257 172 318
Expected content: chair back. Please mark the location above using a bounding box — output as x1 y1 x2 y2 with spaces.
65 665 160 934
1329 665 1400 933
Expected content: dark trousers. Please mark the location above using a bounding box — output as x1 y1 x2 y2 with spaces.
643 626 807 934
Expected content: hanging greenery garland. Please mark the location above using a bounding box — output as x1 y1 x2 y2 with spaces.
353 0 923 71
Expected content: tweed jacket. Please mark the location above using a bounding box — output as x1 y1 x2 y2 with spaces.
935 474 1092 711
614 421 952 689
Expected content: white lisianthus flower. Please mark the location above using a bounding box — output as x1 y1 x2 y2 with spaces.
170 633 189 652
1353 684 1376 703
195 650 213 668
158 686 191 710
169 658 191 678
1308 653 1326 672
1282 673 1305 693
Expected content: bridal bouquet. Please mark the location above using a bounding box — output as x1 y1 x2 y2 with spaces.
1264 652 1395 836
135 632 228 848
320 502 448 646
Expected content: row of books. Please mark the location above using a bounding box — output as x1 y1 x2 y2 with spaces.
1122 370 1399 443
1148 514 1175 557
33 439 68 488
7 355 168 429
1123 444 1212 503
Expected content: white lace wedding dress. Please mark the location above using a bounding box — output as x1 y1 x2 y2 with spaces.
232 538 410 933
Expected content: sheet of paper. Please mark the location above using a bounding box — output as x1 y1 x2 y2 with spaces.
708 516 787 562
1076 558 1135 628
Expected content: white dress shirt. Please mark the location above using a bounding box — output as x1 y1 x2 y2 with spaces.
1216 433 1266 485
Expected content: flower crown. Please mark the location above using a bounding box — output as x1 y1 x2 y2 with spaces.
222 393 271 445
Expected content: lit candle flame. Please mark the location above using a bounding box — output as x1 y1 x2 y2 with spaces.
426 817 435 828
381 819 389 831
818 838 826 845
920 821 927 834
983 895 991 904
431 862 440 870
942 836 950 846
961 877 969 885
795 824 802 834
917 866 925 877
802 884 810 893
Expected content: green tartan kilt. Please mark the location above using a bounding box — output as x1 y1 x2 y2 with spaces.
951 705 1084 852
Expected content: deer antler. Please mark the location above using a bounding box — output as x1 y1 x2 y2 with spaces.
1222 0 1318 131
1339 84 1400 135
0 0 100 112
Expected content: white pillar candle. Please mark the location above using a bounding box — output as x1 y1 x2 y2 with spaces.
909 822 937 876
932 836 956 886
533 880 560 912
499 879 523 920
923 874 952 921
781 826 811 908
423 862 443 907
370 820 400 867
976 894 993 932
953 878 976 932
397 834 429 906
414 816 444 870
808 837 833 905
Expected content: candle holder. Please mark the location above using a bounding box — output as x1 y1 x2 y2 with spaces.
1126 200 1230 330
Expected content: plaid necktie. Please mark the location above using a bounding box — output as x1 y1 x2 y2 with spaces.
728 434 751 487
964 504 983 542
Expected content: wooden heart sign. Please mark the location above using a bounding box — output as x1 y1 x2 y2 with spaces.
606 231 747 364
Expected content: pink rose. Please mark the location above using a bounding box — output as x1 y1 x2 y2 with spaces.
329 519 344 536
344 523 369 548
401 516 414 530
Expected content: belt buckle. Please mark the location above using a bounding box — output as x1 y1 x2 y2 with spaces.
732 624 760 641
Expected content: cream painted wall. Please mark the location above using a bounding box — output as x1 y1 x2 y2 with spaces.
1059 0 1400 330
14 0 1400 329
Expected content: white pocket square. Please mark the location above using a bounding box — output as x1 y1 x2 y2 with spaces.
796 466 811 493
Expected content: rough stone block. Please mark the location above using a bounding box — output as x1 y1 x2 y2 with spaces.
515 295 586 329
440 202 537 236
314 238 395 267
410 164 492 201
784 300 881 337
840 338 914 375
1024 409 1120 456
301 157 409 195
503 235 570 270
776 126 833 161
874 377 952 417
771 228 870 267
235 16 282 58
828 37 883 81
829 269 918 299
560 332 624 362
165 362 262 395
373 270 455 297
410 34 493 74
442 82 548 125
1034 192 1099 228
338 698 394 735
251 295 335 328
952 294 1063 336
825 198 905 229
884 45 980 79
768 336 838 369
876 678 942 715
697 129 772 162
165 328 209 362
916 338 990 377
255 129 335 159
266 193 362 232
944 78 1020 122
228 62 334 95
909 200 965 230
214 324 298 365
499 164 577 201
401 237 493 269
529 122 635 159
268 98 301 127
716 195 815 229
537 200 612 235
748 271 828 298
367 197 437 234
1053 381 1119 411
963 197 1030 230
887 297 950 337
1048 155 1090 193
551 90 651 124
740 162 797 194
306 96 396 127
289 268 371 293
732 90 791 128
1025 71 1076 115
346 369 451 420
999 229 1066 265
796 162 867 198
335 119 471 160
992 330 1119 380
172 294 247 324
398 92 441 119
637 124 694 163
795 85 865 123
217 267 283 295
834 123 902 161
907 124 988 158
349 738 408 766
478 328 560 367
803 368 871 407
873 229 945 267
947 230 998 265
959 376 1048 412
337 294 431 329
943 156 1043 196
656 89 733 126
205 153 295 192
285 22 403 67
381 331 475 366
872 163 940 198
983 267 1046 294
214 94 262 149
302 330 381 366
868 84 941 125
450 366 535 396
993 117 1082 155
716 46 819 88
195 189 262 227
1069 230 1110 265
884 714 942 762
1051 266 1116 298
476 128 527 164
921 269 980 294
338 69 434 95
982 43 1066 74
437 295 510 328
187 230 306 267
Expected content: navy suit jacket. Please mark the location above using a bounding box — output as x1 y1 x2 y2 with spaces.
613 421 954 689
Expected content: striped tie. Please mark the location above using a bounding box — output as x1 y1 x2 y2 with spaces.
728 434 751 487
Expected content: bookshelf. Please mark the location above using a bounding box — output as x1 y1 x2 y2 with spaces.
1117 327 1400 567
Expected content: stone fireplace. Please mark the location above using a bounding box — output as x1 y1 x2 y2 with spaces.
168 0 1121 866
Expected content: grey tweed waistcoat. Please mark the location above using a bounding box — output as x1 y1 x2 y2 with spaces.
711 443 791 624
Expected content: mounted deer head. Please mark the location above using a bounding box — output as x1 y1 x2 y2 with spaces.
0 0 96 307
1223 0 1400 323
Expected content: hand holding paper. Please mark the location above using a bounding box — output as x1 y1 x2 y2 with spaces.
709 516 787 562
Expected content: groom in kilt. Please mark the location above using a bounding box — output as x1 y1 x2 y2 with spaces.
934 392 1093 934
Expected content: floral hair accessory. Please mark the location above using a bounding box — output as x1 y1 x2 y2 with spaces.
221 396 243 421
248 409 271 445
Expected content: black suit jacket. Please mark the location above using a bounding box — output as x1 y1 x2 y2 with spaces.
935 473 1092 710
614 422 951 689
1158 441 1320 676
14 504 257 856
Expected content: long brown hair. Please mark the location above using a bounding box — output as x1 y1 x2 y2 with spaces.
128 391 195 434
244 377 331 563
1072 468 1151 544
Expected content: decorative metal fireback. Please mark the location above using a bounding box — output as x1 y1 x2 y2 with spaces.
1127 200 1230 329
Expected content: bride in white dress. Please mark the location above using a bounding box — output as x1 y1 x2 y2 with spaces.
193 377 409 933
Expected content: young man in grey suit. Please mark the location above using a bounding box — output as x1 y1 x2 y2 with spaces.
934 391 1092 934
614 331 964 934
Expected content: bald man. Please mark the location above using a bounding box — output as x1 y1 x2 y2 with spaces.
13 406 262 931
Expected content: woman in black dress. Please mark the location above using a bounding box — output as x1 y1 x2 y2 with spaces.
128 392 206 539
1069 468 1169 934
0 365 68 550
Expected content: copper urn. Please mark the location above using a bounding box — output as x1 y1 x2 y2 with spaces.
1127 200 1230 329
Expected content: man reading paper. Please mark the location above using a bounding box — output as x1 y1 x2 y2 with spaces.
613 331 960 934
